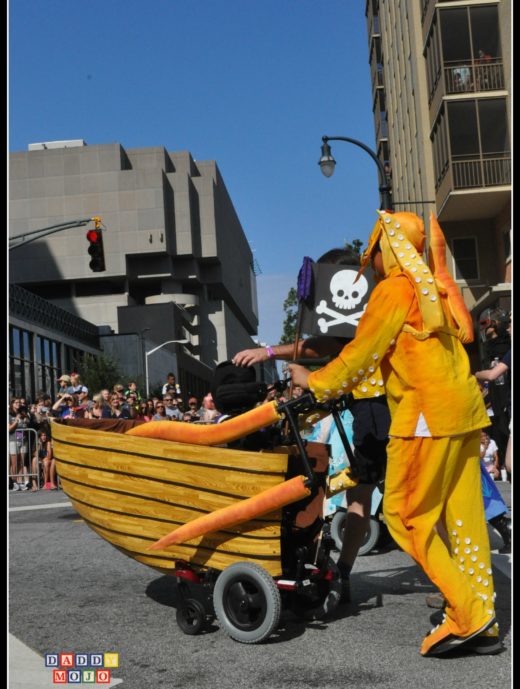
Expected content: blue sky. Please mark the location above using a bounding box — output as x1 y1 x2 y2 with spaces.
9 0 380 348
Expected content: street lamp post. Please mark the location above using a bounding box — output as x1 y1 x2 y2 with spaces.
145 339 189 398
318 135 393 211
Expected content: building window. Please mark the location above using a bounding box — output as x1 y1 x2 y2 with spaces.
9 326 34 400
451 237 479 281
447 99 510 188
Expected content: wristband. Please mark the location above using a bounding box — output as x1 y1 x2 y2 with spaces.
265 346 275 359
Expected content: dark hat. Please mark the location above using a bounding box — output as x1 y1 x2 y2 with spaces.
211 361 267 415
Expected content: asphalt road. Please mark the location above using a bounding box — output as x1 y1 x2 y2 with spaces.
9 485 511 689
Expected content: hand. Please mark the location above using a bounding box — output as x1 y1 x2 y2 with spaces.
232 348 268 367
288 363 311 390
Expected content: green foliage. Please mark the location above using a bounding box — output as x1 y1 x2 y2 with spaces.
75 352 124 396
345 238 363 255
279 287 298 345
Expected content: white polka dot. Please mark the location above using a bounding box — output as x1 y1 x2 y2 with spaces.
373 353 379 360
417 260 423 266
483 580 489 587
411 267 417 272
378 380 384 386
423 269 429 273
454 547 459 554
397 234 404 241
459 557 465 563
361 386 368 393
385 217 391 223
456 538 460 544
421 289 429 295
368 366 375 373
374 391 381 397
390 339 396 345
451 530 457 536
392 242 400 248
398 251 405 258
473 545 479 551
465 538 471 544
487 609 494 615
370 378 376 385
486 568 492 575
342 381 348 387
427 278 434 283
464 548 471 554
389 229 395 236
468 568 474 575
456 520 463 527
362 376 368 382
430 295 437 301
479 563 485 569
395 223 400 228
404 262 411 267
459 565 465 571
358 369 364 375
405 244 411 250
410 254 417 259
471 555 477 562
352 377 359 383
415 277 421 283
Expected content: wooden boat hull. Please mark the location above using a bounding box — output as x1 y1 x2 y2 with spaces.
52 421 290 577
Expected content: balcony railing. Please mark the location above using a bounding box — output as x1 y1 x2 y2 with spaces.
451 153 511 189
444 58 505 95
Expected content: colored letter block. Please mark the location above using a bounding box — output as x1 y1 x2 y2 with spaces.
96 669 111 683
53 669 67 684
67 669 81 683
90 653 103 667
82 669 96 683
104 652 119 667
75 653 89 667
45 653 59 667
60 653 74 668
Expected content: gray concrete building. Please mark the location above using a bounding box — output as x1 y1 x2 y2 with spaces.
9 140 264 396
365 0 511 364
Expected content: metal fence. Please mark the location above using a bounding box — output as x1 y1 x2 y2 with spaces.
9 427 40 490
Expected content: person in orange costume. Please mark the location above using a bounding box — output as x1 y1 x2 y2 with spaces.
289 210 502 657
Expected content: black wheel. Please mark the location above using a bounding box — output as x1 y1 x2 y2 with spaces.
290 557 341 621
213 562 281 643
330 511 381 556
176 598 207 635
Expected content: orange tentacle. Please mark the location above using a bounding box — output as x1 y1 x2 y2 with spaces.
429 213 474 343
148 475 311 550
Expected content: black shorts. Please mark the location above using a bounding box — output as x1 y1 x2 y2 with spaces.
350 397 390 485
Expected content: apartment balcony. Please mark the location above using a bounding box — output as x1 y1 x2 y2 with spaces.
436 152 510 222
374 107 388 143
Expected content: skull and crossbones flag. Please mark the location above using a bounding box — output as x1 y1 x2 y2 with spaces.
299 263 376 338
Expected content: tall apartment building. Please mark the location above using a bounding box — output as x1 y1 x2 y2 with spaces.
366 0 511 362
9 141 262 396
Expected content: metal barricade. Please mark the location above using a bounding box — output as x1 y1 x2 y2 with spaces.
9 427 40 490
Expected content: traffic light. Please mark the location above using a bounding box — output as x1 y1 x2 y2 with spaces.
86 217 105 272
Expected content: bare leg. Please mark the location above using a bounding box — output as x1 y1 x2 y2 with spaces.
338 483 375 568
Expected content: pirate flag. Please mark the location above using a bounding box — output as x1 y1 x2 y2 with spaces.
299 263 376 338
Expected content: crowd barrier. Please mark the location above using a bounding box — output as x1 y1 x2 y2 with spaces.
9 427 40 489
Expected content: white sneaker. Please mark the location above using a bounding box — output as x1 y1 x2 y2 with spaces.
19 483 29 491
12 483 21 491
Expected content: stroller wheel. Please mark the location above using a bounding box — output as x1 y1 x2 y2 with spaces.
176 598 207 635
290 557 341 621
213 562 281 643
331 511 381 556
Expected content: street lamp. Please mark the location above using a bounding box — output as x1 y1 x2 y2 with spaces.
318 135 393 211
145 339 189 397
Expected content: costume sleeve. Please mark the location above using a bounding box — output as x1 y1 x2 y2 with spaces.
307 276 414 401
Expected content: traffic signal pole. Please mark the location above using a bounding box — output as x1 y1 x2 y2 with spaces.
9 215 106 273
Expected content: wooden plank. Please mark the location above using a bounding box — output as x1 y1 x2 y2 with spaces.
52 423 289 474
87 523 282 576
54 443 285 499
72 501 281 558
62 479 281 538
56 461 284 521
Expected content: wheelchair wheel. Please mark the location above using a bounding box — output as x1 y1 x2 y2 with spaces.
331 511 381 556
213 562 281 643
176 598 207 635
290 557 341 621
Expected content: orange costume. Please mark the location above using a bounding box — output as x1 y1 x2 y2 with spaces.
306 211 498 656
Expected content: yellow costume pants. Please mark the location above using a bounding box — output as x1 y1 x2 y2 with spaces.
383 432 498 638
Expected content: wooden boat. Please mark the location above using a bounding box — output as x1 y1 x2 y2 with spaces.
51 411 313 578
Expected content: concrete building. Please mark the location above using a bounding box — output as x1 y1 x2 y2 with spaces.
365 0 511 363
9 141 265 396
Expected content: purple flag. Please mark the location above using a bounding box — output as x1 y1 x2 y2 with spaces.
297 256 314 303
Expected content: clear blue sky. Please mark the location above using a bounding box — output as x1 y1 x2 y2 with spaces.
9 0 381 348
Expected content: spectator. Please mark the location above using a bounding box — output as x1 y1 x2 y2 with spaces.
480 430 500 480
163 395 183 420
184 396 201 422
32 429 57 491
56 374 71 398
125 391 140 417
124 381 143 402
136 400 153 421
86 393 107 419
68 372 89 397
152 402 170 421
9 399 25 491
75 388 92 418
108 394 123 418
144 399 156 418
161 372 181 398
198 392 220 423
12 403 32 490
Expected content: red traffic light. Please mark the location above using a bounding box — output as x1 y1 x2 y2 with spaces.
86 228 106 272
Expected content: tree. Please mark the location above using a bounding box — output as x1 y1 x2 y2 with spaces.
279 287 298 344
75 352 124 396
345 239 363 256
